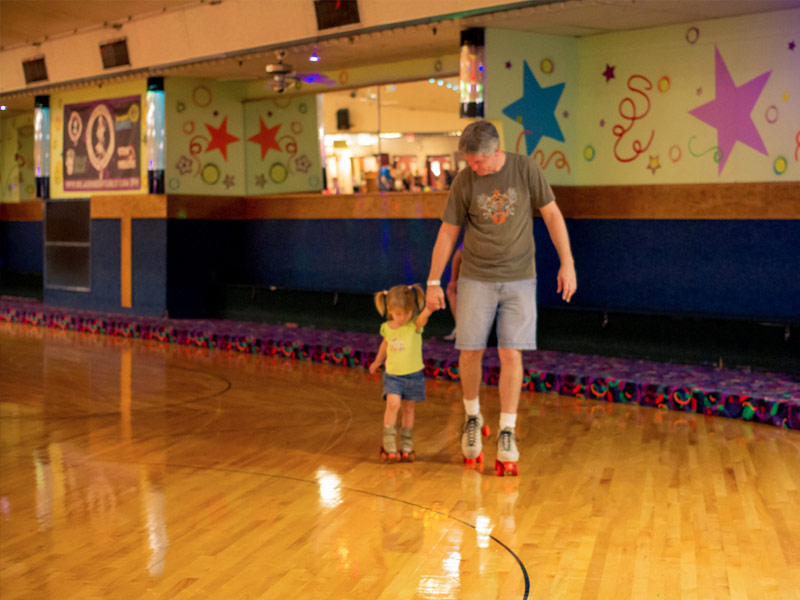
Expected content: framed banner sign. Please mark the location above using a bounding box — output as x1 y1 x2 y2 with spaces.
63 95 141 191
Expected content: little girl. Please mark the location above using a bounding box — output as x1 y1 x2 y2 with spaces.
369 284 433 462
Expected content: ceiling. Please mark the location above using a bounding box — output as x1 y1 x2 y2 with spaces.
1 0 799 111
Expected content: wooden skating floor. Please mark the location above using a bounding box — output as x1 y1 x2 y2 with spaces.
1 322 799 599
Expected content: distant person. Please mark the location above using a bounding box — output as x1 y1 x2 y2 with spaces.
425 120 577 476
370 284 433 462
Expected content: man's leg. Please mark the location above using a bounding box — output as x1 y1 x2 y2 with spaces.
497 347 523 415
458 349 485 401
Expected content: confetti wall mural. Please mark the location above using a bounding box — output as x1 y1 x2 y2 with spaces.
486 9 799 185
0 114 35 202
487 30 577 186
244 98 322 195
165 78 247 195
165 78 322 196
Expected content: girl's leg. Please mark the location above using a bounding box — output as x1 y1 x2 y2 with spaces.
400 400 415 428
384 394 402 426
399 401 416 461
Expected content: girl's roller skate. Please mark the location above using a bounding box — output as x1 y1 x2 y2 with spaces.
494 427 519 476
380 424 398 462
399 427 415 462
461 413 490 467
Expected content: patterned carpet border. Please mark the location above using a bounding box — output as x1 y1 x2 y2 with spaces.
1 299 798 430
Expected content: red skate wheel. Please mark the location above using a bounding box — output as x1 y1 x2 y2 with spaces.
494 460 519 476
481 425 490 437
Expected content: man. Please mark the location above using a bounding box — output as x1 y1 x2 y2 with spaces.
425 120 577 476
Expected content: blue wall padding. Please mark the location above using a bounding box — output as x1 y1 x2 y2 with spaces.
43 219 168 317
238 219 442 292
535 219 800 321
0 221 42 273
133 220 167 315
4 217 799 322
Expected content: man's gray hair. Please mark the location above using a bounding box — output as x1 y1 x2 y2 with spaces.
458 120 500 155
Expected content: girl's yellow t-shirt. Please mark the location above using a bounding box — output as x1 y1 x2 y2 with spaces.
380 320 424 376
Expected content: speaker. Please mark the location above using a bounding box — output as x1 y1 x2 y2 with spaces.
23 56 48 84
336 108 351 130
100 38 130 69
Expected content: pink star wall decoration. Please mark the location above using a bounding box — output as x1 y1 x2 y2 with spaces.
689 46 771 174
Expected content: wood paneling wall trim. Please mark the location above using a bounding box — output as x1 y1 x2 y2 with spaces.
552 182 800 219
0 201 43 221
2 182 797 221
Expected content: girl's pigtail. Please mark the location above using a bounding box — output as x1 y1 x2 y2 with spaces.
373 290 388 318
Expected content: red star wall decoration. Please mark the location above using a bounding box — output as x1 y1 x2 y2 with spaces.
205 116 240 160
248 118 282 160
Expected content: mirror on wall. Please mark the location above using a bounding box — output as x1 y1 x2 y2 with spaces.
320 77 467 194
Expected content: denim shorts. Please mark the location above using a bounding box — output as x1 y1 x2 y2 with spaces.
383 370 426 402
455 277 538 350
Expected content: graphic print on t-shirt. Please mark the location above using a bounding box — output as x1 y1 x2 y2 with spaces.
389 337 405 353
477 187 519 224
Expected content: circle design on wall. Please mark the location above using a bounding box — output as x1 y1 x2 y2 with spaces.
339 71 349 85
540 58 554 75
67 111 83 145
765 105 778 124
182 120 195 134
169 178 181 190
658 76 671 93
298 103 308 114
176 101 186 113
686 26 700 44
86 104 115 173
308 175 321 188
201 163 221 184
193 85 212 107
583 145 596 161
434 59 443 72
669 145 682 162
127 103 140 123
773 156 787 175
269 162 288 183
291 121 303 134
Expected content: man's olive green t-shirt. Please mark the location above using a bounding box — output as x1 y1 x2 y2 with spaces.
442 152 555 281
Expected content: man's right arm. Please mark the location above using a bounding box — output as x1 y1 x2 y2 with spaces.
426 222 462 311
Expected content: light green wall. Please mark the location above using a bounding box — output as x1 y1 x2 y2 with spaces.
486 29 578 186
487 8 800 185
164 78 323 195
0 113 36 202
165 78 248 195
243 97 322 195
576 8 798 184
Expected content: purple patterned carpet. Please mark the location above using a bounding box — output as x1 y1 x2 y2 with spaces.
2 297 798 430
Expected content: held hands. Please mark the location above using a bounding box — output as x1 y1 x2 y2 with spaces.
426 284 446 312
557 262 577 303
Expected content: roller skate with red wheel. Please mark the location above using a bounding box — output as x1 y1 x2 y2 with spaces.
380 424 398 462
399 426 415 462
462 413 490 467
494 427 519 476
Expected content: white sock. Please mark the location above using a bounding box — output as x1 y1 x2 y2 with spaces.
463 397 480 416
499 412 517 430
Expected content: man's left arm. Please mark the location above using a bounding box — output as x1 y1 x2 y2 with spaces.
538 201 577 303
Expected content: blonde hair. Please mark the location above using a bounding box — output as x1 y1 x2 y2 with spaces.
374 284 425 319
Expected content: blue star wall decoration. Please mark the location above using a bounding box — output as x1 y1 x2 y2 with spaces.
502 60 565 155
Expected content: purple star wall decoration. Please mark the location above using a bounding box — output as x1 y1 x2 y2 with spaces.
689 46 771 174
